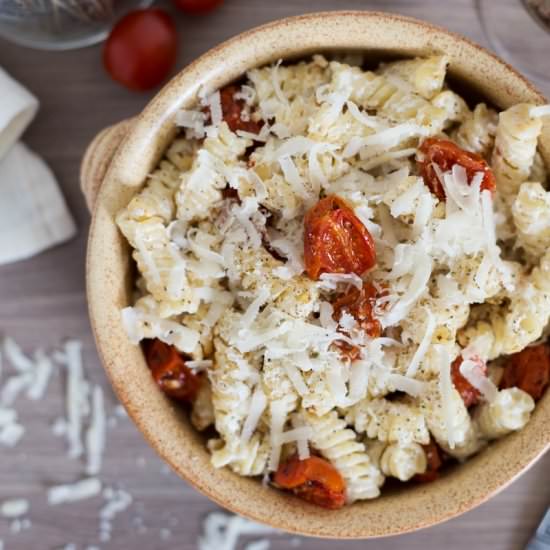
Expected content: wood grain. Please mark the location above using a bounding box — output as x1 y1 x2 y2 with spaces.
0 1 548 548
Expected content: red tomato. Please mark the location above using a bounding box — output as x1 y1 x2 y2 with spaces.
451 355 487 407
304 195 376 280
332 340 361 362
414 439 443 483
332 282 383 338
103 9 177 91
171 0 223 14
418 138 496 201
144 339 201 401
274 455 346 509
500 344 550 401
217 85 263 134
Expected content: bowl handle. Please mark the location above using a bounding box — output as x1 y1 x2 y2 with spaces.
80 118 134 212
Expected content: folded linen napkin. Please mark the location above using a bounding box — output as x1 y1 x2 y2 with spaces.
0 67 76 265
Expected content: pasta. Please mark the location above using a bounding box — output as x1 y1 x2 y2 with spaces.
452 103 498 158
475 388 534 440
512 181 550 259
301 410 384 502
116 54 550 508
379 442 428 481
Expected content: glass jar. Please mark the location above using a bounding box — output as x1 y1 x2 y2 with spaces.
0 0 154 51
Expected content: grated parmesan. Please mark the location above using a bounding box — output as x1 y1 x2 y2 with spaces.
198 512 275 550
459 358 498 403
240 386 267 444
319 272 363 290
47 478 102 506
1 498 29 518
27 349 53 401
85 385 106 476
406 309 436 377
437 345 457 449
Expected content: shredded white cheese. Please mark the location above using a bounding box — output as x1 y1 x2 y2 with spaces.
406 309 436 377
27 349 53 401
0 499 29 518
268 399 287 471
198 512 275 550
240 386 267 444
47 478 102 506
86 385 106 476
60 340 89 459
387 373 427 397
319 272 363 290
459 358 498 403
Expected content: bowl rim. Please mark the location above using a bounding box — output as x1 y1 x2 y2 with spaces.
86 10 550 539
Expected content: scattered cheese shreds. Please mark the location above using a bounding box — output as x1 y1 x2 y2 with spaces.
62 340 89 459
27 349 53 401
0 422 24 447
2 337 34 372
198 512 275 550
86 385 106 476
1 498 29 518
47 478 102 506
100 488 133 521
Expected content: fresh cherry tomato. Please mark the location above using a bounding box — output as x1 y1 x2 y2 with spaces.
451 355 487 408
144 339 201 401
304 195 376 280
418 138 496 201
414 439 443 483
274 455 346 509
171 0 224 14
500 344 550 401
103 9 177 91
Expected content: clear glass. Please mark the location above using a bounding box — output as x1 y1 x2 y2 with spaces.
477 0 550 86
0 0 154 51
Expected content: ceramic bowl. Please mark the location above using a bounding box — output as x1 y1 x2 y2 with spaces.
82 11 550 538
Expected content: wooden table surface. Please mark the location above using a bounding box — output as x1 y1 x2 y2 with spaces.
0 0 549 548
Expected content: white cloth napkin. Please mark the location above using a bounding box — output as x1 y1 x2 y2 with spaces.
0 67 76 265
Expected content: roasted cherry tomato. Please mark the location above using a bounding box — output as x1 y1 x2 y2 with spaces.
274 455 346 509
451 355 487 407
418 138 496 201
144 339 201 401
304 195 376 280
332 340 361 362
332 282 383 338
103 9 177 91
501 344 550 401
414 439 443 483
218 85 263 134
171 0 223 14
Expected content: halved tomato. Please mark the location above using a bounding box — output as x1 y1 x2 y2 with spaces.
418 138 496 200
304 195 376 280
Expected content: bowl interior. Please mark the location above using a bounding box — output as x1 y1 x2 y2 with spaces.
86 11 550 538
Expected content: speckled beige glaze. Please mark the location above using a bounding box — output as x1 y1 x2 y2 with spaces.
83 11 550 539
